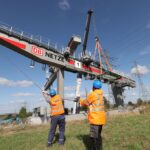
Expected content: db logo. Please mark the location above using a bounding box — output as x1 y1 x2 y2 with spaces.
31 46 44 56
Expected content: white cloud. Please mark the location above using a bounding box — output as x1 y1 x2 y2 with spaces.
140 45 150 55
64 86 76 91
12 93 35 97
0 77 33 87
58 0 70 10
65 93 75 98
53 86 76 91
131 65 150 75
131 92 137 96
16 80 33 87
64 91 86 98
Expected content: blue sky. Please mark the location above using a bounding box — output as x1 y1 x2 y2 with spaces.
0 0 150 114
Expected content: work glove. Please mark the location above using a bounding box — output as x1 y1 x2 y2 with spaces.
79 98 85 106
74 97 80 102
42 90 49 95
42 90 46 93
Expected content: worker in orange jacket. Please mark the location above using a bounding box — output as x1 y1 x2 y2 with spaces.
43 89 65 147
80 80 106 150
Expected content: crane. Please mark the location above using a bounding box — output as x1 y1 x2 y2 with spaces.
0 10 136 113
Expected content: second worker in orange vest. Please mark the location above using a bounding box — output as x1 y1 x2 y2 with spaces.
80 80 106 150
43 89 65 148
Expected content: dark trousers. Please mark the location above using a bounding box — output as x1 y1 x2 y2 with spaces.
90 124 103 150
48 114 65 145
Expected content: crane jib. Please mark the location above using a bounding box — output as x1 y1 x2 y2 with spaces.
0 23 135 88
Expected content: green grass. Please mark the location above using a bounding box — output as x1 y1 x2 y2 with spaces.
0 113 150 150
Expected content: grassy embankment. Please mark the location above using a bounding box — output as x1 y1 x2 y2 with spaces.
0 106 150 150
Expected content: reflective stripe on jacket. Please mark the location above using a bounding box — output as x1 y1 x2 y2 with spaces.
50 95 64 116
80 89 106 125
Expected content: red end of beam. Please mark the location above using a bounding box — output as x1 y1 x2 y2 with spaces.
82 64 101 74
68 59 75 65
0 36 26 49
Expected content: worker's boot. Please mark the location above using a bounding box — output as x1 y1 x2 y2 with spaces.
47 143 52 148
91 137 100 150
90 137 95 150
93 138 102 150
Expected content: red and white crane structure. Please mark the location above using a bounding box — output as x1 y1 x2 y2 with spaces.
0 10 135 113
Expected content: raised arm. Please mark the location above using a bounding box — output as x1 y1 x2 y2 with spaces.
42 91 50 104
80 92 97 106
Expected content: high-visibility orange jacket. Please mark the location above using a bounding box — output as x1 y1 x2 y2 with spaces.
49 94 64 116
80 89 106 125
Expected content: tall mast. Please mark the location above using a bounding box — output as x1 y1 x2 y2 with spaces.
82 9 93 56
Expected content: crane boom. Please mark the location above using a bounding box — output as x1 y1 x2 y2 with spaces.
0 23 135 88
82 10 93 56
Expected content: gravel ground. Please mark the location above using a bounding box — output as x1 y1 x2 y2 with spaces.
65 108 141 122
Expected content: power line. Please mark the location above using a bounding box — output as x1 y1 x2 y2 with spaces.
0 51 43 91
134 61 150 100
115 32 150 59
110 21 148 50
90 10 150 70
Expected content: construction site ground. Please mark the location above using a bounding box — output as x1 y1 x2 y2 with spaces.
0 105 149 150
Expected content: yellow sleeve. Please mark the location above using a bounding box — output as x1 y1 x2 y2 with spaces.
80 91 99 106
86 92 97 104
80 94 92 106
80 98 88 106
